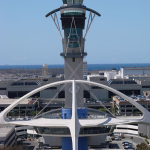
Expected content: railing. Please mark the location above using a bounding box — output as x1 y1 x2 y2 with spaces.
36 114 108 120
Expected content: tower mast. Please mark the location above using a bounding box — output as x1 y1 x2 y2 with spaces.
46 1 101 149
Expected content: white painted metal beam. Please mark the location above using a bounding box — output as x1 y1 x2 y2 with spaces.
68 80 81 150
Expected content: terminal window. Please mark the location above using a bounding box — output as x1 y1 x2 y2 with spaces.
62 0 83 4
64 10 82 16
72 57 75 62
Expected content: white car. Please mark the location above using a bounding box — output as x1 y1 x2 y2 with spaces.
124 143 132 149
115 136 121 140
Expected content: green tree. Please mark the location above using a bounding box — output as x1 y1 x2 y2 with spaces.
111 106 117 116
99 108 107 112
136 142 150 150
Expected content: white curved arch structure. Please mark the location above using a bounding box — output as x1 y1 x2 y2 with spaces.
0 80 150 150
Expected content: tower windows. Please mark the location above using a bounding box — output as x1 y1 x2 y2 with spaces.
62 0 83 5
64 10 83 16
65 28 81 48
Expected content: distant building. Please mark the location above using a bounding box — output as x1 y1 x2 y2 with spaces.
104 70 118 81
114 124 139 136
124 75 150 80
114 123 150 138
42 64 48 78
0 77 150 100
113 95 150 138
113 95 150 116
98 67 150 80
0 98 36 112
143 91 150 96
120 67 150 78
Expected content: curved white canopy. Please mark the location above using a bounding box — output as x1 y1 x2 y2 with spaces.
0 80 150 150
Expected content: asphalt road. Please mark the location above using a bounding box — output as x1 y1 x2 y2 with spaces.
21 136 139 150
111 137 136 149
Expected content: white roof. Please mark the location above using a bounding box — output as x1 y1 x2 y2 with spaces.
0 95 8 99
27 129 37 135
7 117 138 127
0 98 34 105
114 129 138 135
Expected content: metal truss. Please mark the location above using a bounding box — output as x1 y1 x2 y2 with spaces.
84 12 96 39
65 17 82 56
65 61 115 116
34 60 83 117
51 12 63 39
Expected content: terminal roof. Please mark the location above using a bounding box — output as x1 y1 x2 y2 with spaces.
0 99 35 105
0 126 15 137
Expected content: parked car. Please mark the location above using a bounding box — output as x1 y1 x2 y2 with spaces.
115 136 121 140
122 141 130 146
122 141 127 146
124 143 132 149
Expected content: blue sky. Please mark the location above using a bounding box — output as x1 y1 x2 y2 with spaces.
0 0 150 65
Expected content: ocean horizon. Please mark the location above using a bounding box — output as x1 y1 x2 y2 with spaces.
0 63 150 71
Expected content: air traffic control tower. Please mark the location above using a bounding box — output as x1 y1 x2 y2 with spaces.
46 0 101 149
46 0 100 108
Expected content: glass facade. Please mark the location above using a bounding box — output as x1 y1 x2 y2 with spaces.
11 80 40 86
62 108 87 119
25 82 37 85
61 108 88 150
12 82 24 86
35 108 113 120
124 81 137 84
34 126 112 135
64 10 82 16
65 28 81 48
108 79 137 85
34 127 70 135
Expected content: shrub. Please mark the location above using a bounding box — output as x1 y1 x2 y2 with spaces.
145 138 149 144
136 142 150 150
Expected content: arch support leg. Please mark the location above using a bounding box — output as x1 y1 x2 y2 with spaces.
68 80 81 150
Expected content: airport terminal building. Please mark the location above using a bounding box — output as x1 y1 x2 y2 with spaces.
0 75 150 101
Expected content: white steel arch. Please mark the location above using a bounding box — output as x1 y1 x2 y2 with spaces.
76 80 150 124
0 80 150 150
0 80 72 124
